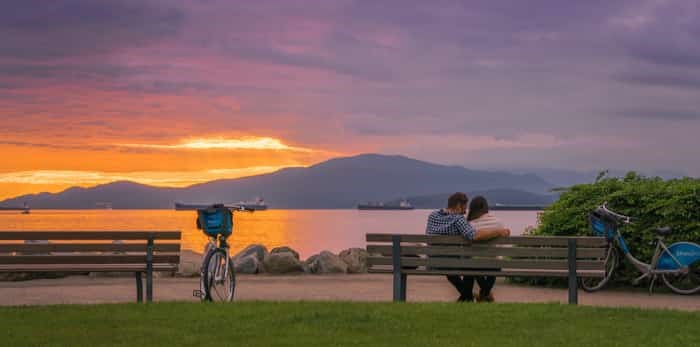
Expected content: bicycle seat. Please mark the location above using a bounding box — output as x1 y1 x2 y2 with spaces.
654 227 672 236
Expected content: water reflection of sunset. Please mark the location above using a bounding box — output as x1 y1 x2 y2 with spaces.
0 209 538 258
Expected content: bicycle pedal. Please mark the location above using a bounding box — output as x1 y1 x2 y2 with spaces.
193 289 204 298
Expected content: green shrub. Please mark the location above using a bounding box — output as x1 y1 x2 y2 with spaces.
527 172 700 285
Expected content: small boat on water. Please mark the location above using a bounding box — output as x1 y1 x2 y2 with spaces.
0 202 30 214
95 202 113 210
357 199 414 210
238 197 268 211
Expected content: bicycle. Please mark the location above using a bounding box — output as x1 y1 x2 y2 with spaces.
580 202 700 295
175 202 252 302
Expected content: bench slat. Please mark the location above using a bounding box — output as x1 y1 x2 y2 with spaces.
366 245 606 258
0 264 178 273
368 268 605 278
0 255 180 265
0 231 182 240
0 243 181 253
367 256 604 271
366 234 607 247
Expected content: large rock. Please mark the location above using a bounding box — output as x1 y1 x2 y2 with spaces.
234 254 263 274
307 251 347 274
264 252 303 274
270 246 300 260
233 244 268 263
302 254 318 273
177 250 204 277
339 248 369 273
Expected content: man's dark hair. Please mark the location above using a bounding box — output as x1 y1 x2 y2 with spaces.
447 192 469 208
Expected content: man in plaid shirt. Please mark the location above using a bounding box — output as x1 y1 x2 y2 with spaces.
426 192 510 302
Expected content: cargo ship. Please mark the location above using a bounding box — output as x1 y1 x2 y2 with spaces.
239 197 268 211
357 199 414 210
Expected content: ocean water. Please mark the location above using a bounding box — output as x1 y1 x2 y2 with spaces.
0 209 539 258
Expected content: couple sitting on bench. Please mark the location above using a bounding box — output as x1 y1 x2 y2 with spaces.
426 192 511 302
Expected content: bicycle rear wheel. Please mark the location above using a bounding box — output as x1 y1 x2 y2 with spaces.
202 249 236 302
662 260 700 295
580 246 618 292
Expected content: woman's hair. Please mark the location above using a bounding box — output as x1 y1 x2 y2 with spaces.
467 196 489 221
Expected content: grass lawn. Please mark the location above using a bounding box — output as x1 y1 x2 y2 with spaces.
2 302 699 347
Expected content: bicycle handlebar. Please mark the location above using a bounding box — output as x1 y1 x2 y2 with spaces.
174 202 252 212
600 202 632 224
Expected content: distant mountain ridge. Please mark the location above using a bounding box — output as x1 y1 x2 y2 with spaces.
0 154 556 209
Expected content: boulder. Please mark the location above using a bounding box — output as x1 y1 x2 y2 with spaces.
234 254 263 274
264 252 303 274
177 250 204 277
233 244 268 263
302 254 318 273
307 251 347 274
270 246 300 260
339 248 369 273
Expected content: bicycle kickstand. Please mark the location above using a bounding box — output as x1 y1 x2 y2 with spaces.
648 275 657 295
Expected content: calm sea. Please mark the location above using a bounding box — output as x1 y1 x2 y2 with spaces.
0 209 539 258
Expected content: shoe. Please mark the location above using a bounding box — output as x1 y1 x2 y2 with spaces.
457 294 474 302
476 293 495 303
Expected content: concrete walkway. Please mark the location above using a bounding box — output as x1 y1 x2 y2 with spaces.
1 274 698 311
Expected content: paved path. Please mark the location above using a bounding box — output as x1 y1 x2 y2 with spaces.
1 274 698 311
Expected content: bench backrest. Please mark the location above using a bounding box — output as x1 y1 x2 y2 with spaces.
366 233 607 277
0 231 181 271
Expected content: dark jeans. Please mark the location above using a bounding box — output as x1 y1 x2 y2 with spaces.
446 274 496 300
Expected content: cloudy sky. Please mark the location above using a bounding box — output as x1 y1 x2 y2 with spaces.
1 0 699 198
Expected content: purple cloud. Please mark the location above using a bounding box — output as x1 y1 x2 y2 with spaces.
1 0 699 175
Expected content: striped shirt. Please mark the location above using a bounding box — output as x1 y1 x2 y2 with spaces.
425 209 476 240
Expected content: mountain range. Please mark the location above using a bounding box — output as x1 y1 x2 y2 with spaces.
0 154 557 209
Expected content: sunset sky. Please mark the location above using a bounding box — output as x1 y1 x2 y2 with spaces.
1 0 699 199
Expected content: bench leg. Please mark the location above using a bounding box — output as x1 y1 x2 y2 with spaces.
393 272 407 302
146 270 153 303
135 272 143 303
391 235 406 302
568 239 578 305
146 236 154 303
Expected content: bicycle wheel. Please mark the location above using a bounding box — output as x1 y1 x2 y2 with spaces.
580 246 618 292
662 260 700 295
202 248 236 302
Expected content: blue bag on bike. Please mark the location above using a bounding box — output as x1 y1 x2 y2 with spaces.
589 208 617 241
196 208 233 237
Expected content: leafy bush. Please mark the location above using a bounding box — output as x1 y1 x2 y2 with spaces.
526 173 700 285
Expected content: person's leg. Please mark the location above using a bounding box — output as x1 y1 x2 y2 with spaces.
460 276 475 301
446 275 473 301
475 276 496 300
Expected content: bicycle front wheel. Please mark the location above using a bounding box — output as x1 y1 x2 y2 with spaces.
580 246 618 292
202 249 236 302
662 260 700 295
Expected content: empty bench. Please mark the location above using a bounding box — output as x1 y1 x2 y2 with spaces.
0 231 181 302
366 234 607 304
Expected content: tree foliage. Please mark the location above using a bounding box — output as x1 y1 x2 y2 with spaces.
532 172 700 283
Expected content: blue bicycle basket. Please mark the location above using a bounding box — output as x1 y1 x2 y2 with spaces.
589 208 617 241
197 208 233 237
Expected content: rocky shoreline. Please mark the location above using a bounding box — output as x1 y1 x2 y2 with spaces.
180 245 369 277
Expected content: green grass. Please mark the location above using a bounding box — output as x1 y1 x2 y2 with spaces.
2 302 699 347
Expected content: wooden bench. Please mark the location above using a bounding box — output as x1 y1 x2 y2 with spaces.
0 231 181 303
366 234 607 304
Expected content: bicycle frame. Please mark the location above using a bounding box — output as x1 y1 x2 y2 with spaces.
614 233 687 284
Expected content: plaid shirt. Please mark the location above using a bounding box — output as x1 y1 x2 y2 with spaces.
425 209 476 240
